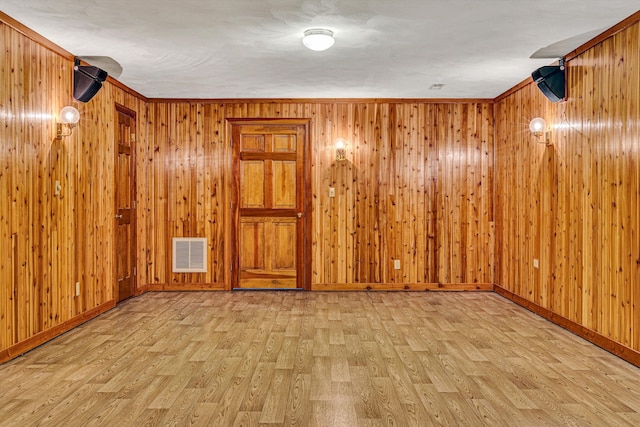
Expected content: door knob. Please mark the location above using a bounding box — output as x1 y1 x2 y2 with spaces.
115 214 123 219
297 212 303 218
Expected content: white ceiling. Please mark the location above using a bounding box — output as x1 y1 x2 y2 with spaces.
2 1 638 99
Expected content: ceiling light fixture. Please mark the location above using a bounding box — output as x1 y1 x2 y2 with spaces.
303 29 335 51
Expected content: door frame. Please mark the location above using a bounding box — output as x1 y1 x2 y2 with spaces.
114 103 137 302
226 118 311 291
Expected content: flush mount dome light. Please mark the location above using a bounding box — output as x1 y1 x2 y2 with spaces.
303 29 335 51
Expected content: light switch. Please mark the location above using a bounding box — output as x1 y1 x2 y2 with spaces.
54 180 62 196
394 259 401 270
533 259 539 269
329 187 335 198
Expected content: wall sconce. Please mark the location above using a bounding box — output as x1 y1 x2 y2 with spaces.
335 139 346 161
529 117 552 146
55 106 80 140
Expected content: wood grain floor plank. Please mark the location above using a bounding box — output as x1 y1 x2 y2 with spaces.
231 411 261 427
275 337 297 370
330 343 350 383
283 373 311 426
258 368 293 424
370 377 410 426
82 398 132 427
239 361 276 412
1 291 640 426
349 365 382 421
382 355 431 426
154 387 204 426
413 383 456 425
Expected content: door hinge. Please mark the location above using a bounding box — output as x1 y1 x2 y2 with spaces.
230 262 233 272
230 138 233 147
133 200 136 209
133 267 137 276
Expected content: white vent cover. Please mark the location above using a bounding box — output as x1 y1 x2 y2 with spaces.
172 238 207 273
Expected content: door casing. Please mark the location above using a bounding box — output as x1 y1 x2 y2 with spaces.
114 104 137 302
227 118 311 291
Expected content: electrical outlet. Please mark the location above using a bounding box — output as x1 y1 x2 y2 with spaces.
533 259 539 269
75 282 80 296
329 187 335 198
393 259 401 270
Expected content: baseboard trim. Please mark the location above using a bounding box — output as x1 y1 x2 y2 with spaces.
135 284 149 295
147 282 492 292
312 282 493 291
493 285 640 368
147 283 226 291
0 300 116 364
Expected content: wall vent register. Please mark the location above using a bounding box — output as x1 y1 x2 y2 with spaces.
172 238 207 272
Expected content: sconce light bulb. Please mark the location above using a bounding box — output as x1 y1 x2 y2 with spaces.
55 106 81 140
529 117 546 134
335 139 346 161
60 106 80 124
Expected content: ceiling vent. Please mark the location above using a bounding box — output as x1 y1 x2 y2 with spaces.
172 238 207 273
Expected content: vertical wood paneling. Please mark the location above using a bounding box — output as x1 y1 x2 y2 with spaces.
495 22 640 352
146 100 495 289
1 18 148 360
147 103 227 287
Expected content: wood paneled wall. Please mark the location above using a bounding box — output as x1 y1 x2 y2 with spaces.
495 21 640 351
0 17 149 360
147 101 495 289
3 8 639 365
1 12 494 361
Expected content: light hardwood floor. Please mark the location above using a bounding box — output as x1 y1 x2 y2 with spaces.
1 291 640 426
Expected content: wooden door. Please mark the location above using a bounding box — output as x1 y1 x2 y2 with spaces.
115 105 136 302
230 119 310 290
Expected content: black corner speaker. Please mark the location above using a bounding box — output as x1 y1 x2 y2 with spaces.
531 65 565 103
73 60 108 103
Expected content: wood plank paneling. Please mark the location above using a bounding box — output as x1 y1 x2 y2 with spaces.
495 22 640 352
146 101 495 289
3 7 639 367
0 18 148 362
